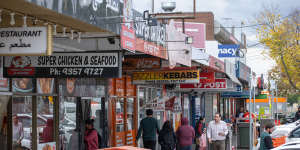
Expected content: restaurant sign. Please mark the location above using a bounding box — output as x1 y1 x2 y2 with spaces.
3 53 120 78
132 70 200 84
0 27 52 55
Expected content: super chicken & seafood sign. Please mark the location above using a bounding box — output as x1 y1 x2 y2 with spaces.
3 53 120 78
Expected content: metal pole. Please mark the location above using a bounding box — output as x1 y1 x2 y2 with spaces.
249 71 253 150
152 0 154 13
276 83 278 124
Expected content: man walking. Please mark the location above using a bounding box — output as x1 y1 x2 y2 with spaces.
207 113 228 150
136 109 160 150
260 123 274 150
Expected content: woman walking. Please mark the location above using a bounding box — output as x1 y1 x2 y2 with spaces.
176 118 195 150
195 117 206 150
158 120 177 150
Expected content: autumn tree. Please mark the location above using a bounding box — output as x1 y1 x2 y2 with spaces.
256 8 300 90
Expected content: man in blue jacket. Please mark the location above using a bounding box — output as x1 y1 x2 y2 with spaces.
136 109 160 150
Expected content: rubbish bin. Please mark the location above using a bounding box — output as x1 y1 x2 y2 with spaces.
237 122 250 149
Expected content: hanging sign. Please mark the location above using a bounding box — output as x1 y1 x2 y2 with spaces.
132 70 200 84
218 45 240 57
0 26 52 55
3 52 120 78
123 57 161 70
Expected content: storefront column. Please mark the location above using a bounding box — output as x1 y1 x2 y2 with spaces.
190 95 196 127
32 95 37 150
54 96 59 150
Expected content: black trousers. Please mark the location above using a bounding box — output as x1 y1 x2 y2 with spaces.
143 140 156 150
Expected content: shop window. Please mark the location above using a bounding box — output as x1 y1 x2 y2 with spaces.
37 96 55 149
127 98 134 131
116 99 124 132
0 95 9 150
59 97 77 150
12 96 32 150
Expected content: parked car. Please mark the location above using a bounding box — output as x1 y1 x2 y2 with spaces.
285 112 296 123
272 141 300 150
286 122 300 143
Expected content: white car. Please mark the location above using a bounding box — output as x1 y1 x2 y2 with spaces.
272 141 300 150
286 123 300 143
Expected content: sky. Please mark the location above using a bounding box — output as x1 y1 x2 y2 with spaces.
132 0 300 78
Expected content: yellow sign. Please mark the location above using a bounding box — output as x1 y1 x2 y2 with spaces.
132 70 200 84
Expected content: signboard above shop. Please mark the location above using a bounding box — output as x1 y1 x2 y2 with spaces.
132 70 200 84
0 27 52 55
3 52 120 78
218 44 240 58
180 69 227 89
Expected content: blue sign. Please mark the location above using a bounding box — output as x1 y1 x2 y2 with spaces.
218 45 240 57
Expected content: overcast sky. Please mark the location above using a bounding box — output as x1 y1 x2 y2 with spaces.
133 0 300 78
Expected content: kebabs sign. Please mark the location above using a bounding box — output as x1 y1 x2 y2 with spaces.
3 53 120 78
132 70 200 84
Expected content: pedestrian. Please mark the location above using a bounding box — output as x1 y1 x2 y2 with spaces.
195 117 206 150
294 106 300 121
12 115 24 150
158 120 176 150
236 107 245 118
207 113 228 150
84 119 98 150
260 123 274 150
176 117 195 150
136 109 160 150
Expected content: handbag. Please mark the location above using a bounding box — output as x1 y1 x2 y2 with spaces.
199 133 207 148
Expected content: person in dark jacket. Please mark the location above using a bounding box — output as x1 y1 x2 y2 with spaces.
294 106 300 121
195 117 206 150
260 123 274 150
158 120 176 150
137 109 160 150
176 117 195 150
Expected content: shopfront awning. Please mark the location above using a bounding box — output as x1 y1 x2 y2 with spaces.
226 73 242 86
0 0 115 33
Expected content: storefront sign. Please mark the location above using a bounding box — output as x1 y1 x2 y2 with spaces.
225 60 241 85
4 53 120 78
144 97 165 111
236 61 251 82
120 0 136 52
0 27 52 55
132 70 200 84
129 10 168 59
218 45 240 57
180 69 227 89
209 56 225 72
221 91 250 98
167 20 192 67
123 57 161 70
174 22 206 49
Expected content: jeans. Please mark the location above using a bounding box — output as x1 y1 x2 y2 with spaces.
143 140 156 150
180 145 192 150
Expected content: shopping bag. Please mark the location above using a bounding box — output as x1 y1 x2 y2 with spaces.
199 133 207 148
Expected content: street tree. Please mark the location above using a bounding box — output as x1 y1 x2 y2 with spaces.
256 8 300 90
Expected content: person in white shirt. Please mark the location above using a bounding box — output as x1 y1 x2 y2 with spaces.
12 115 24 149
207 113 228 150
